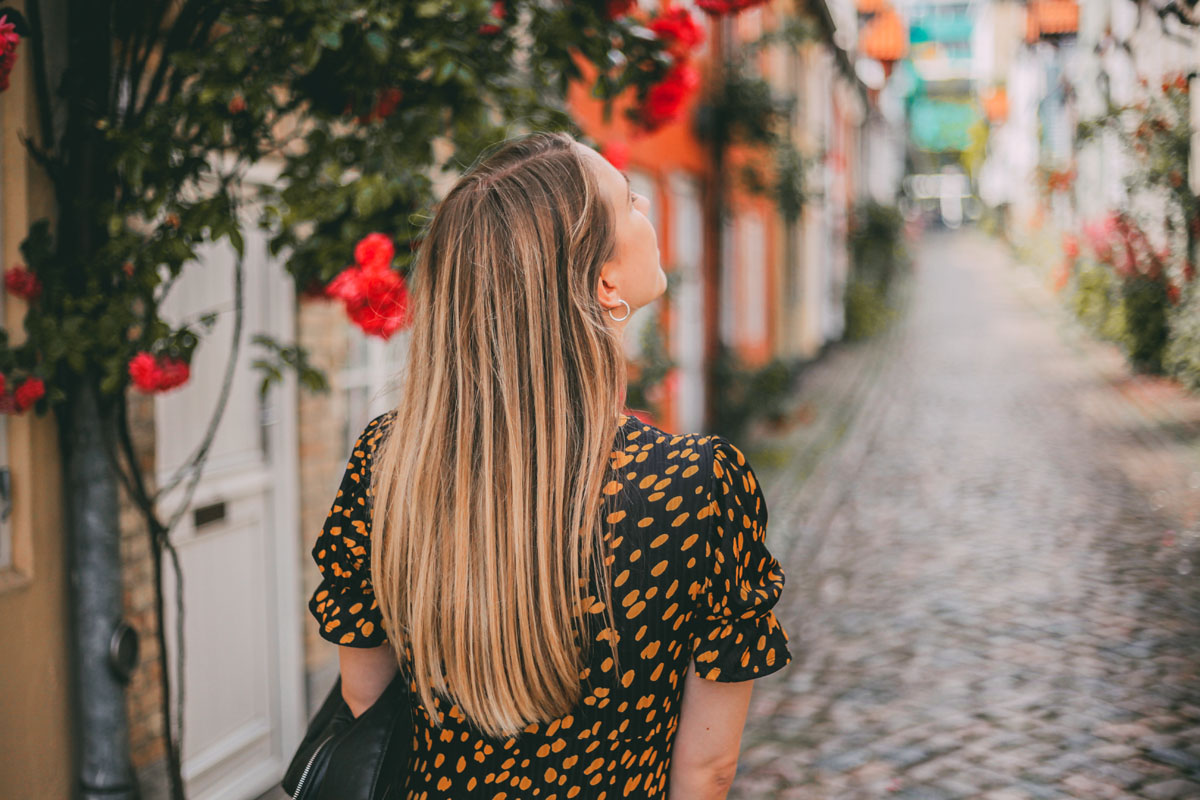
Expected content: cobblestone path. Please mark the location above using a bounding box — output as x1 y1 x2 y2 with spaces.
733 232 1200 800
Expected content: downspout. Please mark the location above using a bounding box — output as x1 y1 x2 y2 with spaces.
50 0 139 796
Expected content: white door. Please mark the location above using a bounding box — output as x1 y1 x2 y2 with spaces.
155 166 304 800
668 173 706 432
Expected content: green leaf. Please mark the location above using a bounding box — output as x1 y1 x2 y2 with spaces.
434 59 458 86
415 0 445 18
365 31 389 63
318 28 342 49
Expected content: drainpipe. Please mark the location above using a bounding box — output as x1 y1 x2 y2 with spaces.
60 381 138 800
49 0 139 794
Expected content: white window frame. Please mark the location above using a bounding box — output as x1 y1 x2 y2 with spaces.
340 325 410 453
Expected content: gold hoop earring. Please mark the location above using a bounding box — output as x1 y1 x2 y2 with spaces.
608 299 631 322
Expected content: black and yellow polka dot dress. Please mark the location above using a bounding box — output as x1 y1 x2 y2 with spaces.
309 410 791 799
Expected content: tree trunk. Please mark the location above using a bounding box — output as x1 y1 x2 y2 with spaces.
60 381 137 800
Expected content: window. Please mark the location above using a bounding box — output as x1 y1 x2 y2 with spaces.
340 326 410 453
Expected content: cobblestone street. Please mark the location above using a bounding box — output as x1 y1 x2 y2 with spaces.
734 231 1200 800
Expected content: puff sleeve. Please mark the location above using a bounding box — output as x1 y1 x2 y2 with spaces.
691 435 791 681
307 412 395 648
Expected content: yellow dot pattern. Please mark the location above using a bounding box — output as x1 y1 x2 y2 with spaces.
308 411 791 797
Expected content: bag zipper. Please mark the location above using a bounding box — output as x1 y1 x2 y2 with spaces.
292 733 335 799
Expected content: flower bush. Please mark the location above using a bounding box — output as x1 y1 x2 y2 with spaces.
1072 74 1197 378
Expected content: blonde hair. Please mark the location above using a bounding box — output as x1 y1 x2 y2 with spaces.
369 131 626 737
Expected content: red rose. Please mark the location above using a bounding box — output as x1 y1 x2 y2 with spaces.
695 0 767 15
4 265 41 301
158 358 190 391
354 232 395 271
346 269 411 339
649 6 706 58
129 353 160 392
228 94 247 114
0 15 19 94
326 263 411 340
128 352 191 393
479 1 505 34
356 88 405 123
638 62 700 132
13 377 45 412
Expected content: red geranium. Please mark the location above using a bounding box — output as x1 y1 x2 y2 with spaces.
4 265 41 301
12 377 44 412
128 352 191 393
638 61 700 132
648 5 706 58
0 14 19 93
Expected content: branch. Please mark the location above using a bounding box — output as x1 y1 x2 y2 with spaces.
132 0 217 124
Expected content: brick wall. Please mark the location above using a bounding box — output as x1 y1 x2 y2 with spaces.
296 299 353 688
121 391 165 770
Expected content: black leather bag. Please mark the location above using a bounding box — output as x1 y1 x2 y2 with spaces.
281 670 412 799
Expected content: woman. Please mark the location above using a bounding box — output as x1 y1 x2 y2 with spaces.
308 131 790 799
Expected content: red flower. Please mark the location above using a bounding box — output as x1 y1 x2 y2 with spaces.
601 139 630 171
326 263 411 340
354 232 395 271
355 88 405 124
638 62 700 132
479 1 505 34
13 377 44 412
0 15 19 93
649 5 706 58
128 352 191 393
1062 233 1079 261
4 265 41 301
1184 261 1196 283
606 0 637 19
228 94 247 114
694 0 767 15
1167 283 1182 305
157 358 190 391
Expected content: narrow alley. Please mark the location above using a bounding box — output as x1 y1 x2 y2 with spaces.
734 231 1200 800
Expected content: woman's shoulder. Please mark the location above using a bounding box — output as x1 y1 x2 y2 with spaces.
615 413 747 485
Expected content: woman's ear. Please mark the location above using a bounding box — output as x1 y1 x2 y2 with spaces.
597 265 624 313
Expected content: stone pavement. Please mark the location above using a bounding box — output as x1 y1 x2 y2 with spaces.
734 230 1200 800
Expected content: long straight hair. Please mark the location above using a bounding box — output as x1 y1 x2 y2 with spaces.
369 131 627 737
